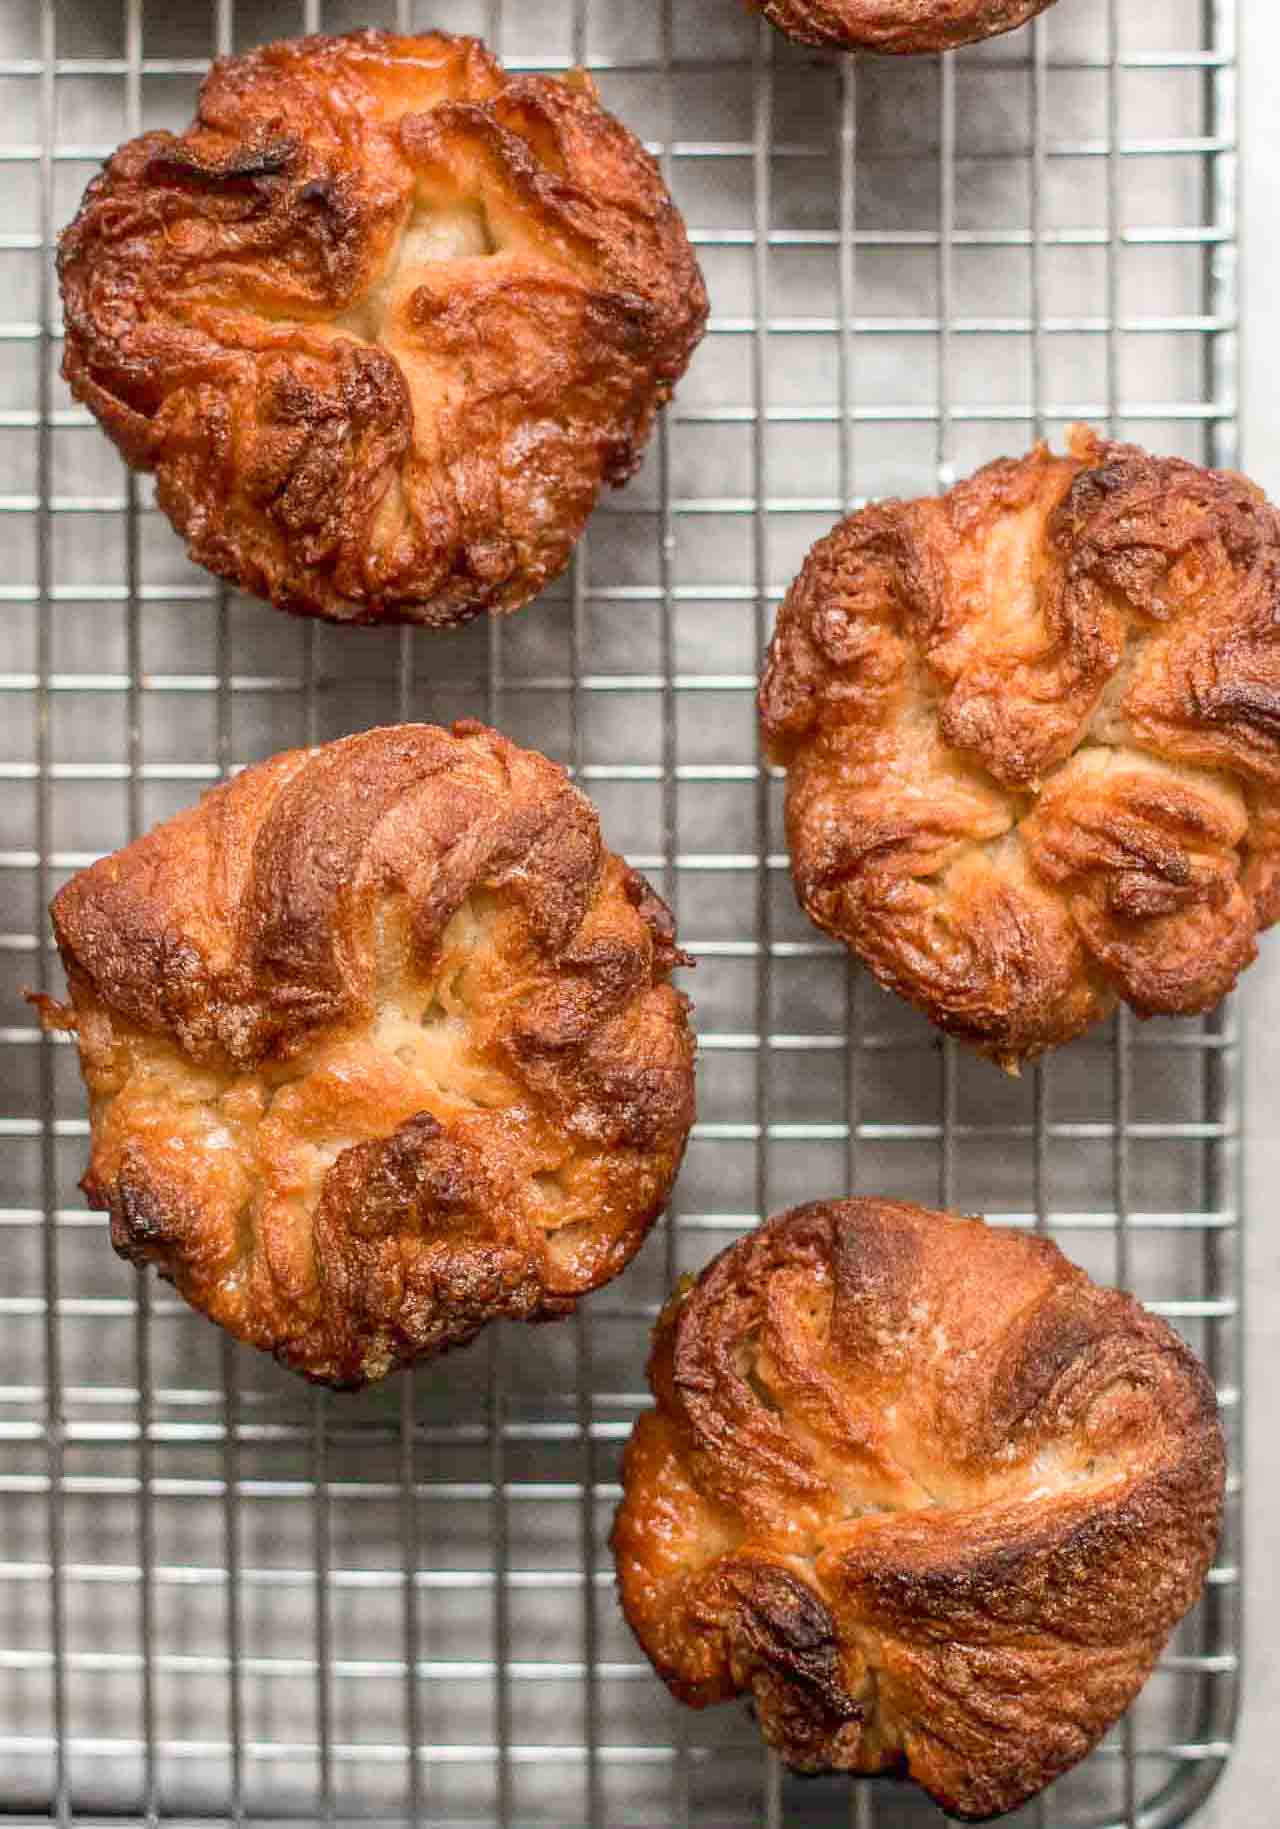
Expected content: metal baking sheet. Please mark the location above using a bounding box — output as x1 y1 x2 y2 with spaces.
0 1 1241 1825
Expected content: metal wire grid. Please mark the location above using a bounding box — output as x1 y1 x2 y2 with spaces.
0 0 1242 1825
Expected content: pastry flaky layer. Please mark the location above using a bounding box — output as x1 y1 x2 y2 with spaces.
35 723 696 1388
613 1200 1225 1823
754 0 1055 53
57 29 707 627
760 427 1280 1069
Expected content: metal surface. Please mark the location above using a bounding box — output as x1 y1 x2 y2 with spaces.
0 1 1242 1825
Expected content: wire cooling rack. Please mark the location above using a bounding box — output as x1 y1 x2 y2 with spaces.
0 1 1243 1825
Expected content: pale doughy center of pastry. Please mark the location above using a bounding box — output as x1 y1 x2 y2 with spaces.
336 202 497 344
372 890 518 1112
92 890 587 1304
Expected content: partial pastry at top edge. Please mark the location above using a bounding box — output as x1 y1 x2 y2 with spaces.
752 0 1057 54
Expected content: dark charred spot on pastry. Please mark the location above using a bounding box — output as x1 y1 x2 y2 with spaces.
108 1151 211 1266
723 1564 860 1721
623 867 693 969
144 136 299 196
298 176 338 209
1195 679 1280 740
112 1170 175 1253
314 1111 469 1244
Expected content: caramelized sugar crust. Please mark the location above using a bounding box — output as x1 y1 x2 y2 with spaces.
37 723 696 1387
58 29 706 626
760 428 1280 1068
613 1199 1225 1821
754 0 1055 53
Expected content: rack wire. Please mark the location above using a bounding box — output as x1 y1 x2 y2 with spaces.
0 0 1241 1825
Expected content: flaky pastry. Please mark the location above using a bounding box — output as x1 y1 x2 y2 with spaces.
58 29 706 626
751 0 1056 53
614 1199 1225 1821
760 428 1280 1068
35 723 696 1388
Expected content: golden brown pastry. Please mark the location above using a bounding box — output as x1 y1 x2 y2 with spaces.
34 723 696 1388
759 427 1280 1069
614 1199 1225 1821
752 0 1056 53
57 29 706 627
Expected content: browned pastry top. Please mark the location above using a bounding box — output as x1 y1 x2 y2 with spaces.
759 428 1280 1068
57 29 706 627
613 1199 1225 1821
753 0 1055 53
37 723 696 1387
